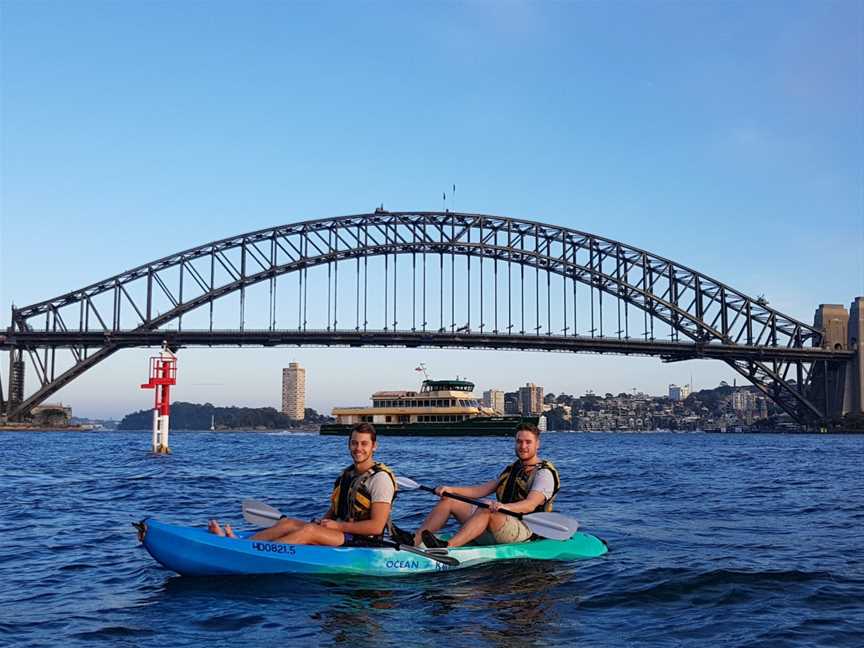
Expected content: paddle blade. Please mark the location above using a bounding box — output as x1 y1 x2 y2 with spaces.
394 476 421 490
243 499 283 527
522 512 579 540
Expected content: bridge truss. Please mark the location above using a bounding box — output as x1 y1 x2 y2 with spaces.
1 210 852 426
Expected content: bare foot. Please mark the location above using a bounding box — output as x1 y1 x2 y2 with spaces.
208 519 225 536
224 524 237 539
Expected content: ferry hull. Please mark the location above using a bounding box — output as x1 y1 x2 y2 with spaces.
320 416 537 436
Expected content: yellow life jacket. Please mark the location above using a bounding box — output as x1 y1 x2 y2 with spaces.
495 459 560 513
330 462 397 526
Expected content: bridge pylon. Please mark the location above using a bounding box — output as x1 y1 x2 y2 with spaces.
812 298 864 427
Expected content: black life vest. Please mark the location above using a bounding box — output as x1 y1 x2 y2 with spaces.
330 462 397 525
495 459 560 513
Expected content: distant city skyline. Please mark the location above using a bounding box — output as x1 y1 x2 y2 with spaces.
2 2 862 419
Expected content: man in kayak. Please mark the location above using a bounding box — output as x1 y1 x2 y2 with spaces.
416 422 559 548
207 422 397 546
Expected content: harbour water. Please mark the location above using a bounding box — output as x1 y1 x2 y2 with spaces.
1 430 862 646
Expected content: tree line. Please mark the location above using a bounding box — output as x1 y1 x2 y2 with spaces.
117 401 333 430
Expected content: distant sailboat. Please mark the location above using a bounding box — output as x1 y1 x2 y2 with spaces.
210 415 215 431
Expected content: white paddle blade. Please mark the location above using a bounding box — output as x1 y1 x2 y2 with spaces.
242 499 283 527
395 476 421 490
523 512 579 540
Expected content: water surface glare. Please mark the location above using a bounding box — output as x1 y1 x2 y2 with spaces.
1 431 862 646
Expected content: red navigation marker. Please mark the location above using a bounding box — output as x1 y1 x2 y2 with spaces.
140 343 177 454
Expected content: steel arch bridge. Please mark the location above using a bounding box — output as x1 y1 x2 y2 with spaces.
0 210 853 426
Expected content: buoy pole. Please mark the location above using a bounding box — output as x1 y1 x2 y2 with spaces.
141 342 177 454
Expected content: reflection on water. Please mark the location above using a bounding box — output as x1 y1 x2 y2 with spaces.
155 559 580 644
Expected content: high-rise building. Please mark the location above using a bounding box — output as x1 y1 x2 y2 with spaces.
669 384 690 401
282 362 306 420
518 383 544 416
504 392 520 415
482 389 505 414
732 389 756 412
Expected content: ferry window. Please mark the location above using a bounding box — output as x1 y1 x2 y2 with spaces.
385 416 392 423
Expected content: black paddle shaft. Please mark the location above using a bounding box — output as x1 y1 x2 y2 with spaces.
424 485 523 520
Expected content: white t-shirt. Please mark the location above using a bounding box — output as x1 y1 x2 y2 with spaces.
529 467 556 503
365 471 396 504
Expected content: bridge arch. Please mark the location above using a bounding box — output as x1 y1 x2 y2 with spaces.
2 211 851 425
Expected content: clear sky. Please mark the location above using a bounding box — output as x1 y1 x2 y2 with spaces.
1 1 862 419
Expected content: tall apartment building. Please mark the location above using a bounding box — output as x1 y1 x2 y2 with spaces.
669 384 691 401
518 383 544 416
281 362 306 420
482 389 505 414
732 389 756 412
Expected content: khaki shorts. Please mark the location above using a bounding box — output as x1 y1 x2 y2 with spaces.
473 513 533 545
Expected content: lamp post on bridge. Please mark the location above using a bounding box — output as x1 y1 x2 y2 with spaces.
140 342 177 454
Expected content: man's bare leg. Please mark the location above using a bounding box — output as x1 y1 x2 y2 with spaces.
446 508 493 547
274 523 345 547
250 516 307 541
414 499 475 545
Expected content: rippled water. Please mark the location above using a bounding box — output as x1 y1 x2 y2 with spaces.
1 431 862 646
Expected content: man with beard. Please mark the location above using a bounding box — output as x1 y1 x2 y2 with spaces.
415 423 560 548
207 423 396 547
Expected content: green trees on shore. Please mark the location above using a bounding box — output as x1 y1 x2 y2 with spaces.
117 402 333 430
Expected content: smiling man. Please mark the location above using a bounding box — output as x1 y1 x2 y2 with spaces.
208 423 397 547
416 423 560 548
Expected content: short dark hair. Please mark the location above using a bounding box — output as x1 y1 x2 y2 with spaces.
351 422 377 442
515 422 540 438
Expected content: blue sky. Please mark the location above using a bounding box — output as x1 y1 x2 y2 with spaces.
2 1 862 418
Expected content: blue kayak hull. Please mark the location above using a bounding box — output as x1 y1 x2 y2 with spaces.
140 519 608 577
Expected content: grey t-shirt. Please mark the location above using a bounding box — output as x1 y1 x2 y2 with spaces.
530 468 556 502
366 471 396 504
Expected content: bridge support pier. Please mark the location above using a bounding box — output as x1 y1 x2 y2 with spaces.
6 350 25 421
813 298 864 427
847 297 864 417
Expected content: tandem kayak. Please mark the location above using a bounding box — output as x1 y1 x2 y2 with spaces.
138 519 608 577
